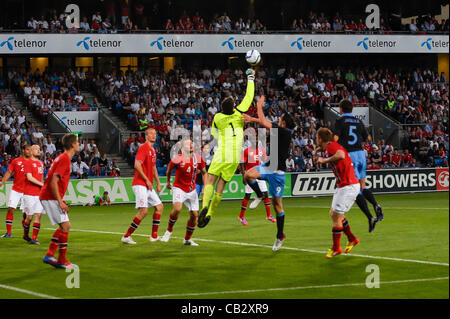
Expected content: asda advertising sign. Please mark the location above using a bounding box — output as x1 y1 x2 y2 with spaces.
0 176 291 207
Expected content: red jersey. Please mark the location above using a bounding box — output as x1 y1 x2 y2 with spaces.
326 142 359 188
39 152 71 200
8 157 27 193
132 142 156 188
401 153 412 164
242 147 267 171
24 158 44 196
391 154 401 165
170 153 205 193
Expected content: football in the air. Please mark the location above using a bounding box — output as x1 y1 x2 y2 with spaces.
245 49 261 66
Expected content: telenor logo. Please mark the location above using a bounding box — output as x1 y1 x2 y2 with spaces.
290 37 303 50
357 37 369 50
77 37 90 50
76 37 122 51
420 37 449 50
0 37 14 51
150 36 164 50
357 37 396 50
150 36 193 50
221 37 264 51
222 37 235 50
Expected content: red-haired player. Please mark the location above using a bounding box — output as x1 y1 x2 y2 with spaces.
315 128 360 258
0 144 31 239
41 134 79 269
161 139 207 246
238 139 275 226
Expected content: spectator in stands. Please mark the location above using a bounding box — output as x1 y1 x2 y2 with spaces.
72 157 89 179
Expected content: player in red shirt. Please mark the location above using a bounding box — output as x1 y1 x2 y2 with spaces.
161 139 207 246
23 145 45 245
41 134 79 269
238 140 275 226
391 150 402 168
316 128 361 259
0 144 31 238
121 128 164 244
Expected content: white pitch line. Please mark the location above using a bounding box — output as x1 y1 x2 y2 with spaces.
283 205 448 210
43 227 449 267
0 284 60 299
112 276 449 299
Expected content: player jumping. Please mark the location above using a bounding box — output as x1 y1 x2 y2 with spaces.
315 128 361 258
333 99 383 232
162 139 207 246
198 68 255 228
23 144 45 245
243 95 295 251
0 144 31 238
238 139 275 225
41 134 79 269
121 127 164 244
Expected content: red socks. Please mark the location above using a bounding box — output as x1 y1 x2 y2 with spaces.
152 212 161 238
240 198 249 218
332 227 343 251
5 212 13 234
264 197 271 217
185 218 196 240
57 231 69 263
22 220 30 238
342 218 356 242
167 213 178 232
46 229 61 257
125 217 141 238
32 223 41 241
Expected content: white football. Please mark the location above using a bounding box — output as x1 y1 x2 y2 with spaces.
245 49 261 66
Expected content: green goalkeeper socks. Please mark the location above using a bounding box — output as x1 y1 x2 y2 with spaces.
202 184 214 210
207 192 223 217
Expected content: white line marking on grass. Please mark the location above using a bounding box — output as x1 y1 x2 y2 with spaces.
0 284 60 299
112 276 449 299
283 205 448 211
44 228 449 267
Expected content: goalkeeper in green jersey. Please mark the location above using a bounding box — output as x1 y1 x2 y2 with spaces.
85 191 111 206
197 68 255 228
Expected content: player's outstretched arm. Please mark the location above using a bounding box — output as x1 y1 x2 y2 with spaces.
0 170 12 188
317 150 346 164
256 96 272 129
235 69 255 114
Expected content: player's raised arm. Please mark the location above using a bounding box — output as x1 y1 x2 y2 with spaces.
235 69 256 114
256 96 272 129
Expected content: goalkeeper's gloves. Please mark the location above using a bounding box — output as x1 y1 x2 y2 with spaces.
246 68 255 81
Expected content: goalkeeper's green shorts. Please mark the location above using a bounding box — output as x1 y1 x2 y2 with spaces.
207 161 239 182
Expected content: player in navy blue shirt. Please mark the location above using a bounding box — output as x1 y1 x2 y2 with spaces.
333 99 384 232
243 95 295 252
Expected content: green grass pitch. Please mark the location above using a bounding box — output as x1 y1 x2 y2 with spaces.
0 192 448 299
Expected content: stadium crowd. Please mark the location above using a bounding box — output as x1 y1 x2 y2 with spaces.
90 64 448 175
18 8 449 34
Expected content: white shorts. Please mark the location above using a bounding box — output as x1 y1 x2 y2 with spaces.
133 185 162 209
331 184 361 214
23 195 44 215
172 187 199 212
244 179 268 194
41 200 69 226
8 190 24 209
